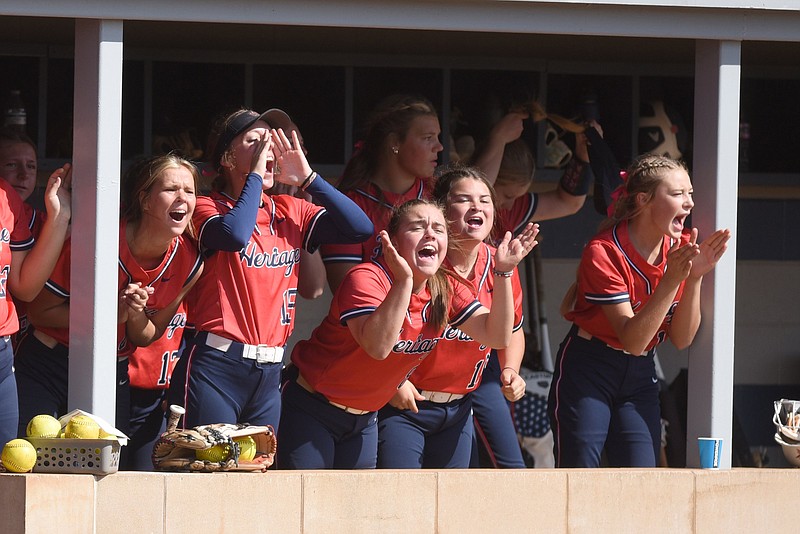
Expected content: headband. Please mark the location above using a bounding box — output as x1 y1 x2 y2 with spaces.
210 108 293 170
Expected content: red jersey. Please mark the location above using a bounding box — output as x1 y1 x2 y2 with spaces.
39 221 202 355
190 191 324 346
127 305 186 390
291 260 482 412
566 220 690 352
320 178 431 264
409 243 525 394
0 180 33 336
21 202 46 238
498 192 538 237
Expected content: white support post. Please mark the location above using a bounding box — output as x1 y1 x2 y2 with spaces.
686 40 740 468
69 19 123 425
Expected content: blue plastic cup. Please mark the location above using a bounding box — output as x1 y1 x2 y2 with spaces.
698 437 723 469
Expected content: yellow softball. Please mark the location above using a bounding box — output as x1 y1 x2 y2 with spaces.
26 414 62 438
2 439 37 473
234 436 257 462
64 415 101 439
195 443 231 462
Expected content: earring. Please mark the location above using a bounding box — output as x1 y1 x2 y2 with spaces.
392 146 399 155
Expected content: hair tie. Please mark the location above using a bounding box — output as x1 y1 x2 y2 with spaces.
606 170 629 218
200 163 217 178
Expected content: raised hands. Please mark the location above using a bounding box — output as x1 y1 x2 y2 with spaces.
249 133 273 179
490 111 528 145
493 223 540 272
575 120 601 162
662 230 700 287
662 227 731 287
44 163 72 225
272 128 313 187
378 229 412 283
690 228 731 279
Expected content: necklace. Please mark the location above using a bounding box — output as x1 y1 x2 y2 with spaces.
453 261 474 278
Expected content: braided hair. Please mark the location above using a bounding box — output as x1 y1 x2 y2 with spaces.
602 154 687 231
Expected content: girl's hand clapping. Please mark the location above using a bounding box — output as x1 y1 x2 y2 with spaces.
118 282 153 323
689 228 731 279
378 229 413 283
493 222 540 272
44 163 72 225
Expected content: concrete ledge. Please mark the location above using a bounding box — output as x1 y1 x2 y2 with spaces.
2 469 798 533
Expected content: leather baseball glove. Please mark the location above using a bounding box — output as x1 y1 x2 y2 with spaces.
152 406 276 472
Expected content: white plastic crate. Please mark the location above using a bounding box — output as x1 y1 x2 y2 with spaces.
27 438 121 475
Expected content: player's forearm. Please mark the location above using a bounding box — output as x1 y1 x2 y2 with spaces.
468 276 514 349
325 262 355 295
471 138 505 184
125 310 158 347
668 277 702 349
618 282 680 355
12 219 69 302
305 175 373 245
28 300 70 329
353 281 413 360
297 250 326 300
497 328 525 373
201 172 262 251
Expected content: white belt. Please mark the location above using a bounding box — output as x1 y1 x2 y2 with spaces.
296 374 371 415
205 332 284 364
328 401 371 416
419 390 465 403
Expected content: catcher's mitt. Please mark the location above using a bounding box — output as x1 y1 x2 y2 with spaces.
152 407 276 472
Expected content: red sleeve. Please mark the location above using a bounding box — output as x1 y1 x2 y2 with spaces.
448 277 482 327
45 238 71 297
579 240 630 305
274 194 325 252
336 263 390 322
1 180 33 249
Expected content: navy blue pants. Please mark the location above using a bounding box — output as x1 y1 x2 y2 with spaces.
14 333 130 438
0 337 17 446
548 328 660 467
377 395 473 468
470 352 526 468
121 387 167 471
278 378 378 469
167 332 283 431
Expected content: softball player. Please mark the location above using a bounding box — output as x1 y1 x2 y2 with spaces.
166 109 372 433
0 158 70 446
469 118 594 468
549 154 730 467
15 154 202 440
280 199 537 469
321 94 442 293
377 168 533 468
124 306 187 470
118 156 202 469
0 129 48 348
